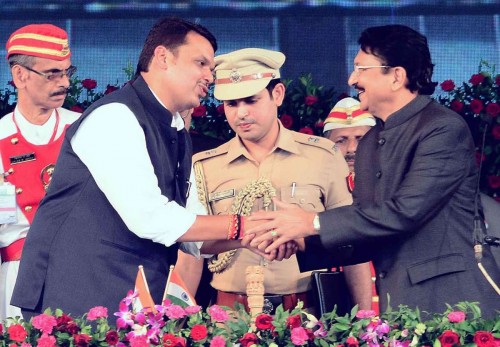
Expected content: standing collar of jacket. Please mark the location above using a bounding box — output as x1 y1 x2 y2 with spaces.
382 95 432 130
222 120 301 165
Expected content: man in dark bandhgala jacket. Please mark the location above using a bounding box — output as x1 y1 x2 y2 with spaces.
12 17 282 320
248 25 500 318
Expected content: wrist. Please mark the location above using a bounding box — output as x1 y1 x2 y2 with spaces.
312 213 321 235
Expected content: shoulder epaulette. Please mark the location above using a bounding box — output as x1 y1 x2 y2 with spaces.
192 142 230 163
292 132 338 154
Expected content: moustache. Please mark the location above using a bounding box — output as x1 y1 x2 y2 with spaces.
50 88 69 97
345 153 356 162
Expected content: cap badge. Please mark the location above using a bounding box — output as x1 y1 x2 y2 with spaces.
229 69 242 83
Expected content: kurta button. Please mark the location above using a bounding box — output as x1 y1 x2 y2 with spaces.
299 198 306 204
378 271 386 279
24 206 32 212
376 171 382 178
378 138 386 145
16 188 23 194
171 139 176 144
11 137 19 144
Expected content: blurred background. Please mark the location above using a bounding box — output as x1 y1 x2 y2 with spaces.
0 0 499 94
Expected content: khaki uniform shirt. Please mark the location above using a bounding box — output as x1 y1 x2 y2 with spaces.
193 123 352 294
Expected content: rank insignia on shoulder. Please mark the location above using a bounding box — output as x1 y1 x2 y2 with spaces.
307 137 319 143
204 149 218 156
209 189 235 202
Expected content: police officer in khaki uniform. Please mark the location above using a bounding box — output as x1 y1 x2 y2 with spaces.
191 48 372 313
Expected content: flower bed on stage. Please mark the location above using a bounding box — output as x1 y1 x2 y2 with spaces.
0 295 498 347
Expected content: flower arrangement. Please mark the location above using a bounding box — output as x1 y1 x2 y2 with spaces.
1 295 498 347
0 63 498 199
436 60 500 200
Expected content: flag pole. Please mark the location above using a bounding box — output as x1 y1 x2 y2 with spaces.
162 265 175 301
138 265 151 294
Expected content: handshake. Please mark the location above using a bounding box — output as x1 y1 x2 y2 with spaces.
238 199 320 261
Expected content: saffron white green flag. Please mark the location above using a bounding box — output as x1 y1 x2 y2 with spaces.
165 269 196 307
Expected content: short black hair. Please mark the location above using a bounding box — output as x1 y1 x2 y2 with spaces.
358 25 437 95
136 17 217 75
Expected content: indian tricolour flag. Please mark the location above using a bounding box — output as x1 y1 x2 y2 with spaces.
133 265 157 313
163 266 196 307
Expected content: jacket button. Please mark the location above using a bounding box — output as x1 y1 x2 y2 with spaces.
16 188 23 194
376 171 382 178
24 206 32 212
378 271 387 279
378 138 386 145
171 139 176 144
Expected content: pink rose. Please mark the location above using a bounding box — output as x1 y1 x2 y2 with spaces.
440 80 455 91
486 102 500 117
32 313 57 334
37 334 56 347
208 305 229 322
447 311 466 323
291 327 309 345
356 309 377 319
184 305 202 315
129 335 149 347
469 73 485 86
87 306 108 320
470 99 484 114
81 78 97 90
165 304 186 319
209 336 226 347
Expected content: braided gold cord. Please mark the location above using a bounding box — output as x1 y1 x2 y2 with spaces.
208 177 276 273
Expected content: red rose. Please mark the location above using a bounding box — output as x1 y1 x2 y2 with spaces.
304 95 319 106
450 100 464 113
469 73 485 86
440 80 455 91
474 331 495 347
470 99 484 114
73 333 92 347
488 176 500 189
299 126 314 135
81 79 97 90
486 102 500 117
105 331 119 346
162 334 186 347
216 104 225 115
239 333 259 347
492 125 500 140
438 330 460 347
70 105 84 113
192 105 207 118
495 74 500 86
0 323 2 334
8 324 27 342
105 84 119 95
280 114 294 129
347 336 360 347
286 314 302 329
189 324 207 341
255 313 273 330
8 80 16 88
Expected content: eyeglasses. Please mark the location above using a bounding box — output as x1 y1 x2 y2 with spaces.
352 65 392 76
20 65 77 81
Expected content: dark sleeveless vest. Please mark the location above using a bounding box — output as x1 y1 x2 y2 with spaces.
12 76 192 317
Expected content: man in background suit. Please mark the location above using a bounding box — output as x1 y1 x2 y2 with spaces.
249 24 500 318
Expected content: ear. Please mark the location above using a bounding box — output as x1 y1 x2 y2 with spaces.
11 65 28 89
153 45 172 70
272 82 286 107
391 67 407 91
